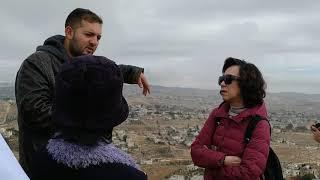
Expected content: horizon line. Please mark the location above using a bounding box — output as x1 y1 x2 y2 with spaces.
1 82 319 95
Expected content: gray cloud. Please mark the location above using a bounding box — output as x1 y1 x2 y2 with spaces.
1 0 320 94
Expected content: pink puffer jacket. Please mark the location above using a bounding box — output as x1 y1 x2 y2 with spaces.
191 102 270 180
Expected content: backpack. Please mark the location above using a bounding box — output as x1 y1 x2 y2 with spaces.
215 115 284 180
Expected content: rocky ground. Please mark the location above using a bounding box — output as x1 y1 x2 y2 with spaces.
2 116 320 180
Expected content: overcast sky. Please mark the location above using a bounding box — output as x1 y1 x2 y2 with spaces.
1 0 320 94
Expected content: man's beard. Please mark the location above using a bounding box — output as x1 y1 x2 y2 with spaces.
69 40 84 57
68 36 94 57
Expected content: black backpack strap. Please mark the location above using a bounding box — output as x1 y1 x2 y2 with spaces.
244 115 270 144
244 115 283 180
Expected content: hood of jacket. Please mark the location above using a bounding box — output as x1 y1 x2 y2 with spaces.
36 35 69 63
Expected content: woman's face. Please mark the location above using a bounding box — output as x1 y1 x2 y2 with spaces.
219 65 244 107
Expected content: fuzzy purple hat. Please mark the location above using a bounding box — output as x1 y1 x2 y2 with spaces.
52 55 128 144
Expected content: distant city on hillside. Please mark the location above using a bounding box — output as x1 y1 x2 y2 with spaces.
1 84 320 179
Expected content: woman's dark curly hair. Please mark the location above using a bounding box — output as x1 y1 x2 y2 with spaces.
222 57 266 108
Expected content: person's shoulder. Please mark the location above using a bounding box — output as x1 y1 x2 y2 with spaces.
20 51 60 72
252 117 271 138
256 119 270 129
25 51 51 62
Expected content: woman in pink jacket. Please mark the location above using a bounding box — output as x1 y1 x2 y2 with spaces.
191 57 270 180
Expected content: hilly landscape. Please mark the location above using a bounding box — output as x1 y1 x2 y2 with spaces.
1 84 320 179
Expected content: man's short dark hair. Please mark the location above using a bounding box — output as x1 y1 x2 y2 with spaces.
222 57 266 108
65 8 103 28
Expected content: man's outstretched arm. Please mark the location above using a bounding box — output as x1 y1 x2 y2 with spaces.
118 65 150 96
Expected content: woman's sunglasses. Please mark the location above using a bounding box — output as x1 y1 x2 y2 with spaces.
218 75 241 85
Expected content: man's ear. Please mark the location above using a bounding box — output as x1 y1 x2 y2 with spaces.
65 26 74 40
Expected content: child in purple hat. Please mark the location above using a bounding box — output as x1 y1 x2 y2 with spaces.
30 55 147 180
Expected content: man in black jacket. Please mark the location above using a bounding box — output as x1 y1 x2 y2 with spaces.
15 8 150 178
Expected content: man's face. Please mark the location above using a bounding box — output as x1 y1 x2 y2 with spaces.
68 20 102 57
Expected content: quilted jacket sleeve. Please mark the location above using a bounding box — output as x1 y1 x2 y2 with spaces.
15 54 53 131
190 110 226 169
118 65 144 84
217 120 271 179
